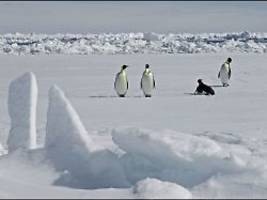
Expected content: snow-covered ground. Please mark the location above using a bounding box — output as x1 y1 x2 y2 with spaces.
0 53 267 198
0 32 267 55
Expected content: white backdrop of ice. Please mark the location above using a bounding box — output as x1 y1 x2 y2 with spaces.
143 32 160 42
0 31 266 55
45 85 129 189
45 85 100 155
112 128 246 187
133 178 192 199
0 54 267 198
0 143 6 156
7 72 38 152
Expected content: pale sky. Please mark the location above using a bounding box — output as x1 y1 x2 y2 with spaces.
0 1 266 34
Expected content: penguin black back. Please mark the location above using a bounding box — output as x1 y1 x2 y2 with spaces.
196 79 215 95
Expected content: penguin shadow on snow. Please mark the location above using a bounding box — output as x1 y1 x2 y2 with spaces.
184 85 223 96
89 95 118 98
89 95 143 98
184 92 207 96
209 84 224 88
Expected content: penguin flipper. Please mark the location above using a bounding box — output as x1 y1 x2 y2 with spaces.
140 80 142 89
114 73 119 89
153 78 156 88
127 80 129 90
218 72 220 78
228 68 231 79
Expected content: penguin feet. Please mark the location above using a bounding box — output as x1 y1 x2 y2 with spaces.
119 94 126 97
222 83 229 87
145 95 152 98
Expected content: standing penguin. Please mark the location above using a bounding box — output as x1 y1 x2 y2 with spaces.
141 64 156 97
114 65 129 97
218 57 232 87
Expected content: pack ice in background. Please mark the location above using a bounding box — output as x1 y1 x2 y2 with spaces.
0 31 267 55
0 1 267 199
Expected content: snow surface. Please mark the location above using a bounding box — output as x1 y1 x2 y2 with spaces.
7 72 38 152
133 178 192 199
112 128 246 188
0 143 6 156
0 31 267 55
0 53 267 198
46 85 100 156
46 85 129 189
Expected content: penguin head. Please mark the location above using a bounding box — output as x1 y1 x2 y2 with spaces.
145 64 150 69
227 57 232 63
197 79 203 84
121 65 128 70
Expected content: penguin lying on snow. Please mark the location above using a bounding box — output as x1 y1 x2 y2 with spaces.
218 57 232 87
194 79 215 95
114 65 129 97
141 64 156 97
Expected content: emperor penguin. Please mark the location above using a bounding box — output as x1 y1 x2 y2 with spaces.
141 64 156 97
114 65 129 97
218 57 232 87
194 79 215 95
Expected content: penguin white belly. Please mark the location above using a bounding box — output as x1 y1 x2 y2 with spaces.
115 73 128 96
219 67 229 84
141 73 154 96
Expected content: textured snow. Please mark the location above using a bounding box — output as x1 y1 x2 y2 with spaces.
45 84 97 171
7 72 38 152
0 150 132 199
45 85 129 189
46 85 100 155
0 54 267 198
112 128 245 188
0 31 267 55
133 178 192 199
0 143 6 156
